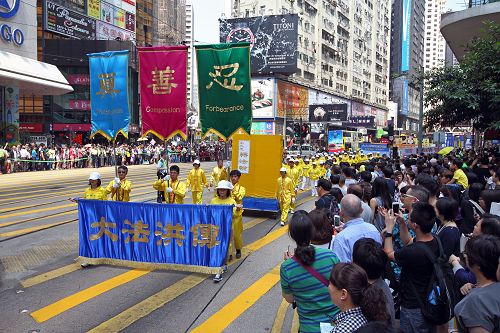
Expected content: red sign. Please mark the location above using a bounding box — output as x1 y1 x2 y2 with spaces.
53 123 92 132
19 123 43 133
69 100 91 110
67 74 90 85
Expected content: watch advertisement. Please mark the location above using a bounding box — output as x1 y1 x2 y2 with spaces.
45 1 96 40
308 104 348 122
220 14 298 74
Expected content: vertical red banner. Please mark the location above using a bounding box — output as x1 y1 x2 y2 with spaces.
139 46 188 140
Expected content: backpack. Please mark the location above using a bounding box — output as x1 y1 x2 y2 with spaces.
327 194 340 221
409 236 454 325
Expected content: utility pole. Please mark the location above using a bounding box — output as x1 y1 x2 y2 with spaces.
417 75 424 155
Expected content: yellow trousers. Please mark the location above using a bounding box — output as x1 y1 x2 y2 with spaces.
279 196 291 223
192 191 203 204
290 191 297 211
229 214 243 254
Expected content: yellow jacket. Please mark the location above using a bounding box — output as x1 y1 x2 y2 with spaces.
231 183 246 216
153 179 186 204
186 168 208 191
302 163 311 177
276 176 294 201
210 166 228 186
84 186 108 200
211 196 237 215
105 179 132 202
309 167 322 180
288 167 300 188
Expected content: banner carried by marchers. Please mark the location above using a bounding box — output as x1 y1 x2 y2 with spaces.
78 200 233 274
195 43 252 140
139 46 188 140
88 50 130 140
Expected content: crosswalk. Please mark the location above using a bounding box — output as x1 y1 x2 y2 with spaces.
1 164 315 332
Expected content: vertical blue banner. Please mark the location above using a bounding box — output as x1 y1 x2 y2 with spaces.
401 80 409 116
88 50 130 140
78 200 233 273
445 133 454 147
401 0 412 72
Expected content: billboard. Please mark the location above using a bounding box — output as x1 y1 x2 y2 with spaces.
251 78 274 118
359 143 390 156
220 14 298 74
328 130 344 153
96 21 135 41
277 80 308 119
401 0 412 72
309 104 348 122
343 116 375 128
87 0 100 19
251 122 275 135
402 79 409 115
45 1 96 40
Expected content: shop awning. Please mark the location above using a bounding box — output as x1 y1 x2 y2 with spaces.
0 51 73 95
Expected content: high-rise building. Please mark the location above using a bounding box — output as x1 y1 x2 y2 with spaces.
185 0 195 105
153 0 186 46
423 0 446 70
389 0 425 132
232 0 392 110
137 0 154 46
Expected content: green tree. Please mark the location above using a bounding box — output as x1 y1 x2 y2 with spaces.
422 22 500 130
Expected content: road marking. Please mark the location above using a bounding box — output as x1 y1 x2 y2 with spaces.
87 274 207 333
0 203 76 219
30 269 152 323
271 299 289 333
291 309 300 333
191 264 281 333
0 210 74 228
243 217 267 230
21 263 82 288
0 219 77 238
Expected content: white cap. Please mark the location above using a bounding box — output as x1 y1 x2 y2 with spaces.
193 159 201 165
320 161 325 165
312 162 317 165
430 158 437 165
280 167 287 172
304 158 310 162
89 171 101 180
216 180 233 190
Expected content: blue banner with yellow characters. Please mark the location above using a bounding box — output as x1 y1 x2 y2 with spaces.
78 200 232 274
88 50 130 140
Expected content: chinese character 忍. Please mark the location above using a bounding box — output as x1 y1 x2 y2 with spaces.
121 219 150 243
96 72 119 97
154 222 185 246
190 223 220 248
90 217 118 241
147 66 178 94
206 63 243 91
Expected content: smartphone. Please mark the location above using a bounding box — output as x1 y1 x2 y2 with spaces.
333 215 341 227
392 202 400 214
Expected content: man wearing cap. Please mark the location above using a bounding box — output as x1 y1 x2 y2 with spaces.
277 167 294 226
300 158 311 190
106 165 132 202
287 159 300 213
309 162 321 196
153 165 187 204
210 159 229 197
187 159 208 204
229 169 245 259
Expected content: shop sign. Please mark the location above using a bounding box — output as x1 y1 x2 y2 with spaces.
45 1 96 40
67 74 90 85
19 123 43 133
53 123 92 131
69 100 91 110
96 21 135 41
30 136 48 146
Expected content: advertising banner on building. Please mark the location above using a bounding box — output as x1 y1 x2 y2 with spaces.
125 12 135 32
401 0 412 72
359 143 390 156
50 0 86 15
251 78 274 118
309 104 348 122
277 80 308 120
67 74 90 85
4 87 19 142
138 46 188 141
251 122 275 135
69 100 91 110
96 21 135 41
402 79 409 115
342 116 376 128
328 130 344 153
87 0 100 19
220 14 298 74
45 1 96 40
88 50 130 140
107 0 136 15
195 43 252 140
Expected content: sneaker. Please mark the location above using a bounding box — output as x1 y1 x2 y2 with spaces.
280 221 285 226
228 254 233 262
236 250 241 259
213 274 223 283
289 209 294 214
80 262 90 267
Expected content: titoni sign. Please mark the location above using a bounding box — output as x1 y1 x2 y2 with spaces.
0 0 25 46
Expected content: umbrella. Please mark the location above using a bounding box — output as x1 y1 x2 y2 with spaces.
438 147 453 155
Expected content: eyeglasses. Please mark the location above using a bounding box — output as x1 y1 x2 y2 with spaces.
401 193 419 201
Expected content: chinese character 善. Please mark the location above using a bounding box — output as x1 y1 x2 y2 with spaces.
147 67 178 95
155 222 185 246
96 72 119 97
90 217 118 241
206 63 243 91
121 219 150 243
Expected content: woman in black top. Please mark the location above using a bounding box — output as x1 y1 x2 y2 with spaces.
436 197 461 259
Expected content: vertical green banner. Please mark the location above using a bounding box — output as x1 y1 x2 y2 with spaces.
195 43 252 140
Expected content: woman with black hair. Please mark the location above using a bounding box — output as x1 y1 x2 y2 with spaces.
70 171 107 201
309 209 334 250
281 212 340 333
460 183 485 235
328 262 389 333
435 197 461 259
370 177 393 231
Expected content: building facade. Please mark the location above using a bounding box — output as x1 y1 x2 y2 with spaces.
423 0 446 71
153 0 186 46
232 0 392 112
389 0 425 132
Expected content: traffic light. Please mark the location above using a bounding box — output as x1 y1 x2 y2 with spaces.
293 123 301 137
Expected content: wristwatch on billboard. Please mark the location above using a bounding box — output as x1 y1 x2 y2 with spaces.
226 23 255 48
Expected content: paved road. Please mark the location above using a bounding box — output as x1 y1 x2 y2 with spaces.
0 163 317 333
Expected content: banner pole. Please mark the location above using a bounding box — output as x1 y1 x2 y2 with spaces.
166 142 171 204
113 139 118 177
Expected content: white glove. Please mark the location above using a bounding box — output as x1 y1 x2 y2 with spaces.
186 187 190 193
163 175 170 181
166 187 173 193
114 177 120 184
291 198 296 203
113 183 120 188
225 161 231 168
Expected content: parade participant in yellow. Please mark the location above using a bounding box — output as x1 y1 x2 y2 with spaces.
294 159 303 188
211 180 239 283
229 169 245 259
186 159 208 204
287 159 300 213
301 158 311 190
277 167 294 226
106 165 132 202
319 160 327 178
153 165 186 204
210 159 229 197
309 162 321 197
69 172 107 202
